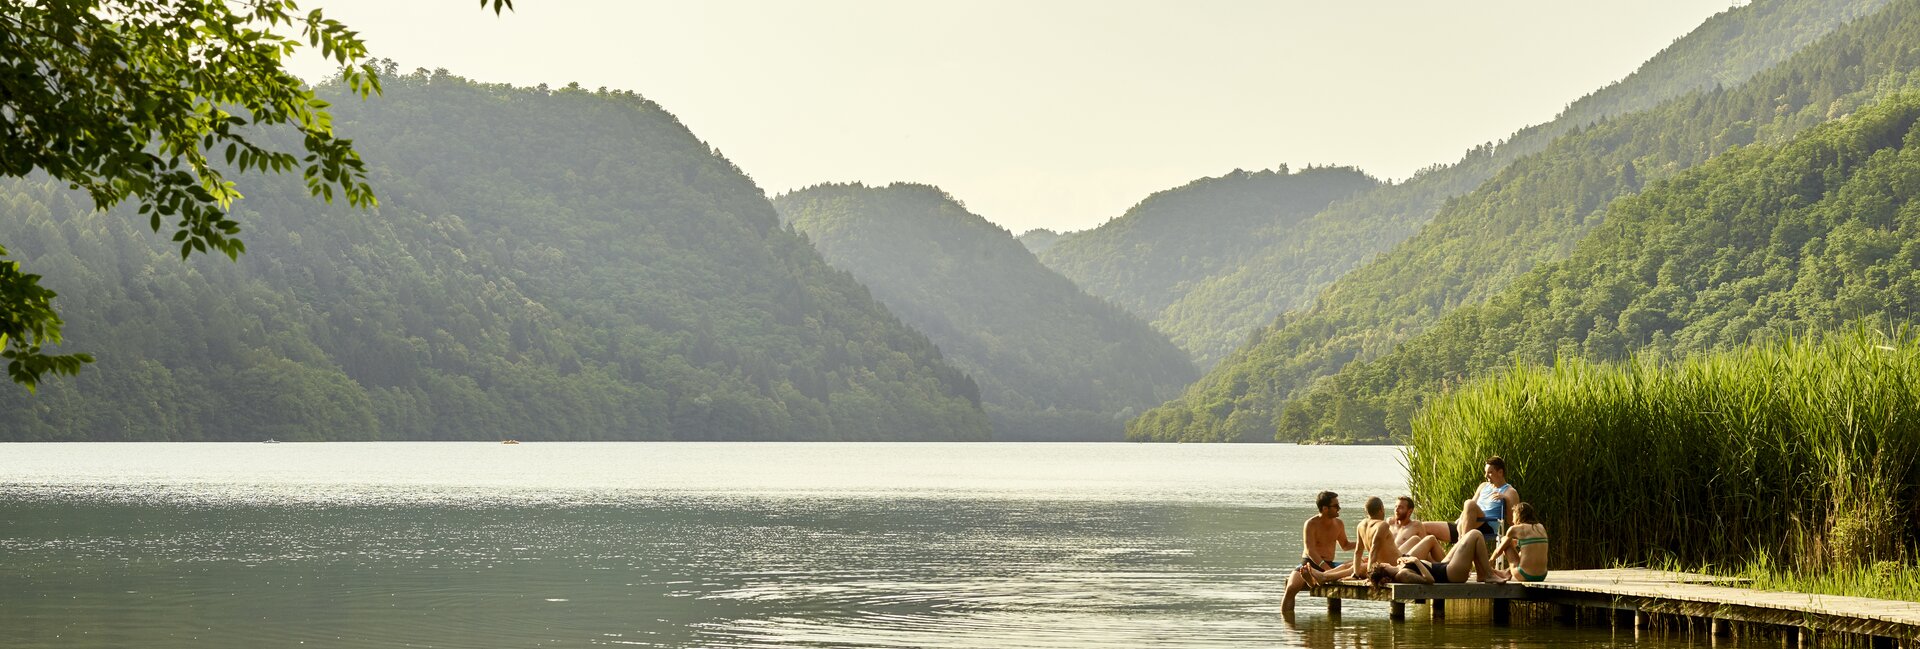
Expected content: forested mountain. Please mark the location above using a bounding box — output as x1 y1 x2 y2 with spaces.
1284 93 1920 442
1130 0 1920 442
0 71 990 441
1036 165 1379 325
775 184 1196 440
1016 229 1064 255
1060 0 1889 369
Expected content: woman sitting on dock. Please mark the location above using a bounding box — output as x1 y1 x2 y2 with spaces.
1493 502 1549 582
1365 527 1506 587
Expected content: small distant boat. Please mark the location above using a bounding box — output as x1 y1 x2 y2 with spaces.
501 440 520 445
262 439 280 444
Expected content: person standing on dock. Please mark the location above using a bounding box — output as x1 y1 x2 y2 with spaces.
1281 491 1355 613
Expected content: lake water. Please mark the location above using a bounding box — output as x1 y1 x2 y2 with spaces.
0 443 1735 648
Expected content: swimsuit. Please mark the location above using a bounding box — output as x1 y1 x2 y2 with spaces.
1514 535 1549 581
1305 557 1344 570
1425 561 1451 584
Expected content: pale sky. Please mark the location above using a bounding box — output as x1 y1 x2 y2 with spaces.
290 1 1739 233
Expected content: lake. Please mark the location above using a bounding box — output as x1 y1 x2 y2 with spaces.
0 443 1728 648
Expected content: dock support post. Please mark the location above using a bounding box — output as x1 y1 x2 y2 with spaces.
1390 601 1405 622
1431 599 1446 619
1635 610 1649 629
1327 598 1340 614
1712 618 1728 637
1492 599 1510 625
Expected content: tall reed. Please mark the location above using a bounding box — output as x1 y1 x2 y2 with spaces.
1408 329 1920 572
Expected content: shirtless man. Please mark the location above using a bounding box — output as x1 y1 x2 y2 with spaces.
1280 491 1355 614
1366 527 1507 587
1388 496 1448 562
1300 496 1399 586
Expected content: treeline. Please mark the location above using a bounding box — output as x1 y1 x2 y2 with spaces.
1056 0 1888 370
1283 92 1920 441
775 183 1196 440
0 71 990 441
1131 0 1920 442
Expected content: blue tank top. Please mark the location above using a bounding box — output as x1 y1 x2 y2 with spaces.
1477 483 1511 523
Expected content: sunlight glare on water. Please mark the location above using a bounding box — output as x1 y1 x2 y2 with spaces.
0 443 1730 648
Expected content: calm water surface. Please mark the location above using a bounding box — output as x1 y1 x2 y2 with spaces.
0 443 1740 648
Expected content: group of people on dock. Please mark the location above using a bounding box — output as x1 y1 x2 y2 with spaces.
1279 456 1550 613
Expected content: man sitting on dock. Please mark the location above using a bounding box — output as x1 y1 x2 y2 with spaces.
1297 496 1405 588
1389 496 1448 562
1466 456 1519 540
1281 490 1356 613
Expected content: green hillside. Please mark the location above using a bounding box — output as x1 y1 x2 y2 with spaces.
1131 0 1920 442
1153 0 1893 368
1287 92 1920 442
775 183 1196 440
0 71 989 441
1016 229 1065 255
1036 166 1379 325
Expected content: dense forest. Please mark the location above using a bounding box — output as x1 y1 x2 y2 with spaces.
1284 92 1920 442
1047 0 1888 370
0 71 990 441
1036 166 1378 360
1130 0 1920 442
775 184 1196 440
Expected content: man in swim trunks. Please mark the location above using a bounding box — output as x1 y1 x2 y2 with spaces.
1388 496 1447 562
1300 496 1398 587
1281 490 1355 614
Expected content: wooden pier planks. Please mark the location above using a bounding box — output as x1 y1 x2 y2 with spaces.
1527 569 1920 638
1306 568 1920 638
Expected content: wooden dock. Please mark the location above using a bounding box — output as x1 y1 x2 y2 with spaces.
1309 568 1920 645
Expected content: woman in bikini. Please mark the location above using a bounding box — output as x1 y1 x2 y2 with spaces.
1362 527 1506 587
1492 502 1549 582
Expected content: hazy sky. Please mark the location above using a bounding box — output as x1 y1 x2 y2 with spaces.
290 1 1738 233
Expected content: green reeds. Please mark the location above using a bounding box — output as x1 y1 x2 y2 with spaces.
1408 329 1920 579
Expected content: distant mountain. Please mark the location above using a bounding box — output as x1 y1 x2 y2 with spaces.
775 183 1197 440
0 72 990 441
1052 0 1891 370
1294 92 1920 443
1016 228 1065 255
1037 166 1378 361
1287 92 1920 443
1132 0 1920 442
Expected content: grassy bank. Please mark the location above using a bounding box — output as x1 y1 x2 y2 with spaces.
1407 330 1920 596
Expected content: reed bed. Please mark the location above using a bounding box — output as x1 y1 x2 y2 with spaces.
1407 330 1920 580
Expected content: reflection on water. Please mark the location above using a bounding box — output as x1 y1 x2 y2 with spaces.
0 443 1735 648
